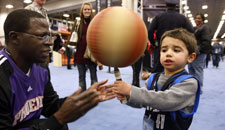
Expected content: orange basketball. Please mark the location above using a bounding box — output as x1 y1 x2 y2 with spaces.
87 6 148 67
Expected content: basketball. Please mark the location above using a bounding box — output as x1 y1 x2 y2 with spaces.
87 6 148 67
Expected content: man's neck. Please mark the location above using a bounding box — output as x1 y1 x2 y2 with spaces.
6 48 32 74
34 1 43 8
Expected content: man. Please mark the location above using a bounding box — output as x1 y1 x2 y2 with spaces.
25 0 52 64
25 0 49 25
212 41 224 68
0 9 114 130
0 41 4 50
148 1 194 73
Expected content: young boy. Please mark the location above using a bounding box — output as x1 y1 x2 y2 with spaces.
114 28 201 130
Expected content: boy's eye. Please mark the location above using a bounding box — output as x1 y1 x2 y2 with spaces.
161 49 167 52
174 49 181 52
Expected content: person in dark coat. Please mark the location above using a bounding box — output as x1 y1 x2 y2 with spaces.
53 33 63 52
148 1 194 73
188 13 212 87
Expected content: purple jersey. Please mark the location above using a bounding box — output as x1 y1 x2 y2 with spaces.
0 50 49 126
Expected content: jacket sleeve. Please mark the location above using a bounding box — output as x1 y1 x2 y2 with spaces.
0 61 16 130
0 83 14 130
148 17 158 47
127 78 198 112
195 24 212 53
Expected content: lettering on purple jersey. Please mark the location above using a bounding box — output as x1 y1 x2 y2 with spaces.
13 96 44 126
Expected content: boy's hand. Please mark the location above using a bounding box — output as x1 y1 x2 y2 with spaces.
116 94 126 101
114 81 132 97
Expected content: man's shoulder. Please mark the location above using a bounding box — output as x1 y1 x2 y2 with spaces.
24 3 35 10
0 54 13 81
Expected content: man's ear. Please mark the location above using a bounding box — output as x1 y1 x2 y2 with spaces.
187 53 196 63
8 31 20 45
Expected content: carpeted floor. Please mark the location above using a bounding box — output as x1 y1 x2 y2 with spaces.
49 59 225 130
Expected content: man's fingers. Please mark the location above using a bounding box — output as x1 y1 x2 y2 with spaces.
100 94 116 101
67 96 100 122
98 84 114 91
76 96 100 116
71 87 82 97
92 79 108 88
72 90 100 106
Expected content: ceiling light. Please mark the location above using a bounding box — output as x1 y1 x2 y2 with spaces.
221 33 225 38
222 15 225 20
186 10 191 14
181 0 186 5
187 14 192 17
189 17 194 20
204 14 208 17
6 4 14 9
202 5 208 9
183 6 189 10
204 20 208 23
213 20 224 39
63 14 70 18
24 0 32 4
92 9 96 13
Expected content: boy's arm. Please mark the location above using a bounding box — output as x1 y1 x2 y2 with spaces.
128 78 198 111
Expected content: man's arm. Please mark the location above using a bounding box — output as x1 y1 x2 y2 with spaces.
0 85 14 130
30 80 114 129
148 17 158 47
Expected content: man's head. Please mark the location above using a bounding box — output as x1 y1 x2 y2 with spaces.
165 0 177 10
34 0 46 7
4 9 52 63
195 13 205 25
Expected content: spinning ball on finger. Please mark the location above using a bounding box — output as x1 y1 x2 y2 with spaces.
87 6 148 67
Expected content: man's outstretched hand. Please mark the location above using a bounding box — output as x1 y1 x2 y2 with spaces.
54 80 115 125
89 79 116 102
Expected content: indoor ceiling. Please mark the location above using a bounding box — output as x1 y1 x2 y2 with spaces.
187 0 225 40
46 0 225 40
47 0 122 22
0 0 224 40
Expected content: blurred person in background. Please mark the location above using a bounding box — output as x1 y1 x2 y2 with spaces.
188 13 212 88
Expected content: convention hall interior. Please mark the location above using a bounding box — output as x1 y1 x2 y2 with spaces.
0 0 225 130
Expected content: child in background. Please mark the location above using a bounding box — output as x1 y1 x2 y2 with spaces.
114 28 201 130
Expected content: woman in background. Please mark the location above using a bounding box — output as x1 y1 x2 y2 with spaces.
73 2 99 92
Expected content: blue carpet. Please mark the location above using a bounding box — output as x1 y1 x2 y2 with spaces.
49 60 225 130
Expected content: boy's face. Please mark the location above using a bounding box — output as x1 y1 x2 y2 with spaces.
160 36 196 75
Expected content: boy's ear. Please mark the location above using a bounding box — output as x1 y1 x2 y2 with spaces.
187 53 196 63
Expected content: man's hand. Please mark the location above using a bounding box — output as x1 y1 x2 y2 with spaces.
54 87 100 125
54 80 115 125
89 80 116 102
